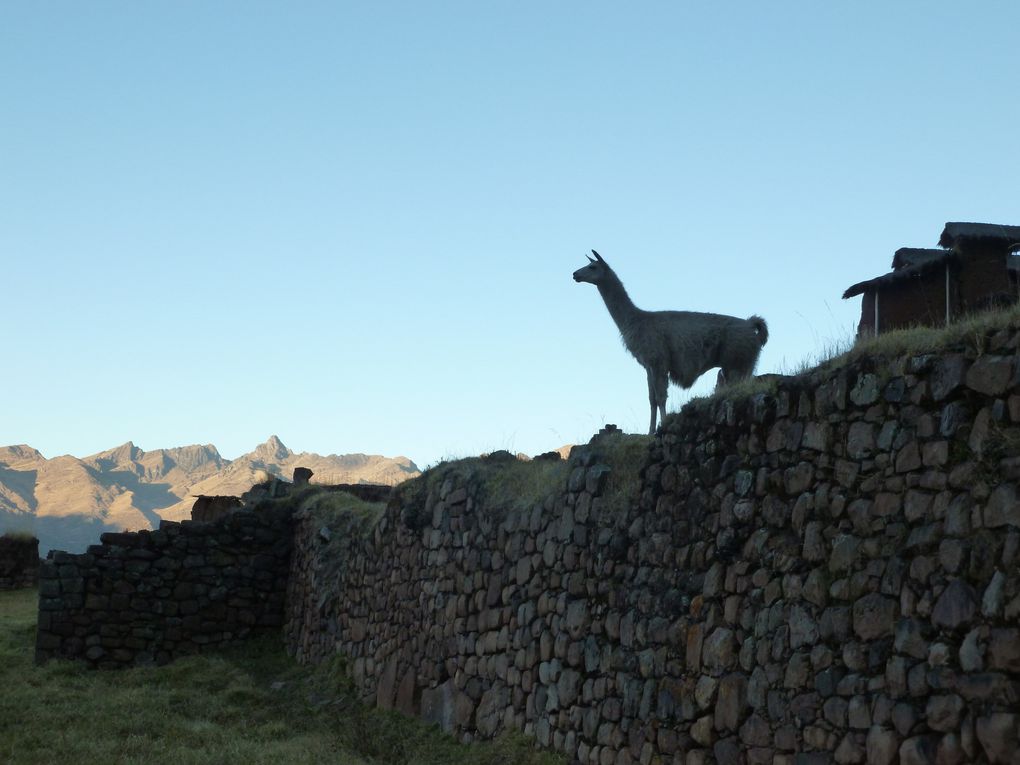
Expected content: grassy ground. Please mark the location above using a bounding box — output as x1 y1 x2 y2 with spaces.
701 302 1020 407
0 588 563 765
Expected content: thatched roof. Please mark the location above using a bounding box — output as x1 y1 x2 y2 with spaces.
939 222 1020 249
843 250 949 299
891 248 944 270
844 222 1020 301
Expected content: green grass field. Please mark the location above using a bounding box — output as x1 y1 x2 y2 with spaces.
0 588 563 765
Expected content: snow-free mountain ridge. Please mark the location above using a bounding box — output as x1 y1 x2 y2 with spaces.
0 436 419 554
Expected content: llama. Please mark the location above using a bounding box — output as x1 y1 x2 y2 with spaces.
573 250 768 434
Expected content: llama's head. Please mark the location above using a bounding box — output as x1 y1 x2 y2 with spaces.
573 250 612 285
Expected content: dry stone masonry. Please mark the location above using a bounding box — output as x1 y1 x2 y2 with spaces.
0 534 39 590
286 327 1020 764
35 503 293 668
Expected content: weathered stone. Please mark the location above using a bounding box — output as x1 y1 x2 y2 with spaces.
867 726 900 765
691 714 715 746
830 535 860 573
931 355 969 402
932 580 978 631
421 679 457 733
803 422 830 451
848 695 870 729
847 422 876 459
557 669 581 707
926 694 964 732
476 684 507 736
960 628 985 672
982 570 1006 617
695 675 718 710
850 373 880 406
894 618 929 660
987 628 1020 672
798 528 828 571
767 419 803 452
853 594 897 640
899 735 938 765
376 658 399 710
904 490 933 522
713 737 742 765
940 401 969 437
784 652 811 689
739 713 770 747
935 733 966 765
896 442 922 473
966 355 1015 396
833 732 865 764
975 713 1020 764
702 628 736 671
789 606 819 649
984 484 1020 528
957 672 1020 704
823 696 848 727
784 462 814 495
714 673 748 732
565 600 590 639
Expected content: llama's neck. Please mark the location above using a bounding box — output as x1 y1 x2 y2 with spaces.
596 270 642 334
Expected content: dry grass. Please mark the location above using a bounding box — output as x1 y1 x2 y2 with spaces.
828 302 1020 370
0 587 563 765
394 434 654 524
698 303 1020 411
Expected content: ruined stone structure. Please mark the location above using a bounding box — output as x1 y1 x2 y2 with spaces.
35 504 293 668
0 534 39 589
286 328 1020 764
190 494 243 523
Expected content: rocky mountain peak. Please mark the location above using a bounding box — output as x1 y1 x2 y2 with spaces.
0 445 43 465
254 435 290 463
92 441 143 468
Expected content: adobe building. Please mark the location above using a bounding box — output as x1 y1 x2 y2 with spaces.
843 221 1020 336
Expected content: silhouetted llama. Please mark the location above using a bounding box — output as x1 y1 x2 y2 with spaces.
573 250 768 434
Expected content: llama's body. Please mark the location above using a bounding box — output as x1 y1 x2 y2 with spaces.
573 251 768 434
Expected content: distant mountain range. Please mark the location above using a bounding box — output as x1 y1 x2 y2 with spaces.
0 436 420 555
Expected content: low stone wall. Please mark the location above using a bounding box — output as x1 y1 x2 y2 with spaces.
285 327 1020 764
36 504 294 668
0 534 39 589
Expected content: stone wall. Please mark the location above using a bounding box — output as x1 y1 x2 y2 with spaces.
0 534 39 589
36 503 293 668
285 328 1020 764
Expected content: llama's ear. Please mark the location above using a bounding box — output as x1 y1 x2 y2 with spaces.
586 254 595 263
592 250 604 263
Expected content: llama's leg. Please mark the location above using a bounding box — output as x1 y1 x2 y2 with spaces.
647 369 667 435
724 361 753 383
647 372 657 434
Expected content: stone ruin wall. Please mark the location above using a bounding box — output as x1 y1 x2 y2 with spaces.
0 534 40 590
285 327 1020 765
35 504 293 668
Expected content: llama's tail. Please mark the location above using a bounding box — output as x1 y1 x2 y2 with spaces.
748 315 769 346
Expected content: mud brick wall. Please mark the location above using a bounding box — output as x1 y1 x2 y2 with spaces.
36 504 294 668
285 326 1020 765
0 534 40 589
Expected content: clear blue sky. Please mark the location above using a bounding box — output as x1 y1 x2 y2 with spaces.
2 2 1018 468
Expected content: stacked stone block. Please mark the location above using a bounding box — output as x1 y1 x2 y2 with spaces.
0 534 39 589
285 326 1020 764
36 504 293 668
